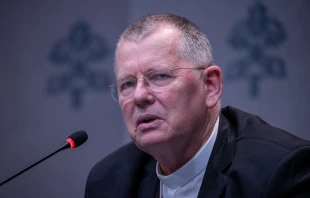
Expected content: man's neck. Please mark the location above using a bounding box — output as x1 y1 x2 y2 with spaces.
154 108 220 175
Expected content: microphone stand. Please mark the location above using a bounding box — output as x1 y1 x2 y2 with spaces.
0 142 70 187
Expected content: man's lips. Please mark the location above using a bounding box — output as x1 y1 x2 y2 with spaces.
136 114 161 128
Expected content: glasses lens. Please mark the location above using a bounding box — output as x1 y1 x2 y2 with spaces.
145 68 174 92
110 68 175 101
110 76 137 101
110 82 119 101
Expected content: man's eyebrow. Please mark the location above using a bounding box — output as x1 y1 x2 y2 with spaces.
117 63 173 79
118 69 144 80
145 65 171 71
117 74 132 80
116 66 156 79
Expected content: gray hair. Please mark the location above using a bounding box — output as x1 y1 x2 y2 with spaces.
115 14 214 70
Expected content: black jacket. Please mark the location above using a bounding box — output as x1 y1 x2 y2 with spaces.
85 106 310 198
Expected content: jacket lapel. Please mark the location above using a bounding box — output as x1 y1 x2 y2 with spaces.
110 149 158 198
137 158 159 198
198 113 235 198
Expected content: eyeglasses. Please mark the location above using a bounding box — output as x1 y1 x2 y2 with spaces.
109 67 205 101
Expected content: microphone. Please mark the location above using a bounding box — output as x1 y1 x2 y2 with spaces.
0 130 88 187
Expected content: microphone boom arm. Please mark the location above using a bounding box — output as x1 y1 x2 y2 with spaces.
0 142 70 187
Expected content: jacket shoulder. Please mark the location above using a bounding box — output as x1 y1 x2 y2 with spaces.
221 106 310 151
221 106 310 197
89 142 145 175
85 142 151 198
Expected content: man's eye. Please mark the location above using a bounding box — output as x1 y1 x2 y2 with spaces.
120 81 136 90
151 73 172 80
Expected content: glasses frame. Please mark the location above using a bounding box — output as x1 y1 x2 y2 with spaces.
109 67 206 101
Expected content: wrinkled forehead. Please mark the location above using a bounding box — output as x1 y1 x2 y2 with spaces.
115 26 181 78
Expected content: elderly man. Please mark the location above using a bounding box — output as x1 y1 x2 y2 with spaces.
85 14 310 198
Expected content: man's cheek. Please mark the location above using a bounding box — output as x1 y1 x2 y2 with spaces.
121 99 132 115
120 103 134 127
159 92 175 105
122 110 133 127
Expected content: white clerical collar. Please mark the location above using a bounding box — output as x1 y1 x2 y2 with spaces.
156 116 219 189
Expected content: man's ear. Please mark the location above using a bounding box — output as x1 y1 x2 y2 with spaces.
202 65 223 108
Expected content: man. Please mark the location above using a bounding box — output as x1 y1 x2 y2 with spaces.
85 14 310 198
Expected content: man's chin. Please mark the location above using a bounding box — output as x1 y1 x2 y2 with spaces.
134 133 169 152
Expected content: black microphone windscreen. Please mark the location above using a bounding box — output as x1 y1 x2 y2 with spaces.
68 130 88 148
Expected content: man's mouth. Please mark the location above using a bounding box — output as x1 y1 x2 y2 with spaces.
136 114 160 127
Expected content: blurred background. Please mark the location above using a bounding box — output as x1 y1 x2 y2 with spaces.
0 0 309 197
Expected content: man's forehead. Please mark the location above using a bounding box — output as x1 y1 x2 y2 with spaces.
115 27 179 73
119 25 179 51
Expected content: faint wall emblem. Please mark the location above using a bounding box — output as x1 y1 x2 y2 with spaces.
47 20 110 109
226 2 287 98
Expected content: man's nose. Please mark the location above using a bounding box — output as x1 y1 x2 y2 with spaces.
133 78 155 107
